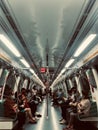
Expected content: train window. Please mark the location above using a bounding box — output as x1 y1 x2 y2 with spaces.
79 72 90 93
65 79 71 90
0 69 9 86
13 76 21 93
23 79 29 89
86 68 98 101
71 77 77 88
0 69 9 100
27 79 31 89
6 71 16 90
18 77 25 91
86 69 97 89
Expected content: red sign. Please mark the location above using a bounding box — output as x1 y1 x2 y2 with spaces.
40 67 46 73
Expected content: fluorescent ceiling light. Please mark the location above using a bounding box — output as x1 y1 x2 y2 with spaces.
0 34 21 57
20 59 30 67
61 68 66 74
74 34 96 57
65 59 75 67
30 69 34 74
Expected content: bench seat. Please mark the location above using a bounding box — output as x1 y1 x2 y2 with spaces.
79 116 98 121
0 117 18 130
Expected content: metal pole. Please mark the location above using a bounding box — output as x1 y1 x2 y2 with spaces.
46 86 48 119
45 66 49 119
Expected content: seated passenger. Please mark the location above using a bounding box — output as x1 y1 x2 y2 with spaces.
4 85 18 118
20 88 42 118
63 90 91 130
18 93 37 123
29 89 42 118
59 89 73 124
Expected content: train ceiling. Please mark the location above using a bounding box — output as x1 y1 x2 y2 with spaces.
0 0 98 83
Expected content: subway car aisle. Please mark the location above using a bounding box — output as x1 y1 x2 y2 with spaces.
24 97 65 130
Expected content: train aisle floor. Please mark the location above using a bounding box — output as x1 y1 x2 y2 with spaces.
24 98 65 130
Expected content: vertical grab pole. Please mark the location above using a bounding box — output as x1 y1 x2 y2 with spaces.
46 84 48 119
45 66 49 119
45 42 49 119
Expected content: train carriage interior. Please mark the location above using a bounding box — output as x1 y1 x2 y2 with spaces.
0 0 98 130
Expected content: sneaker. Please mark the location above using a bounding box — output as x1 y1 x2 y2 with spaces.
35 112 42 117
36 114 42 117
59 119 66 124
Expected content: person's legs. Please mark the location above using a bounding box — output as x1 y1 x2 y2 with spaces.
29 102 37 117
17 112 26 128
59 105 67 124
25 108 37 123
62 105 67 120
67 112 77 128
